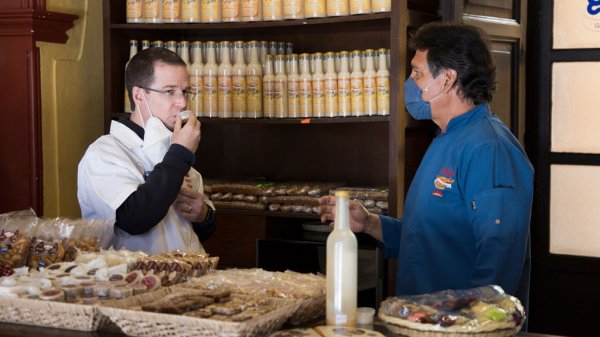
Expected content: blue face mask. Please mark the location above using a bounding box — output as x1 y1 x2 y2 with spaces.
403 77 432 120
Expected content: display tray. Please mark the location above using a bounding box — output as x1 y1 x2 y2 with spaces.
98 287 299 337
0 297 104 331
382 321 522 337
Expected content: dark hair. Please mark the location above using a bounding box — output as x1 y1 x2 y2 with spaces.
125 47 187 110
410 22 496 104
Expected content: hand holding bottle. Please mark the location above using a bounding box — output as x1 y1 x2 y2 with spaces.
317 195 383 242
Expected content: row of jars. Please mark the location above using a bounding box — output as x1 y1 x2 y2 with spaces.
124 39 390 118
126 0 392 24
126 39 390 79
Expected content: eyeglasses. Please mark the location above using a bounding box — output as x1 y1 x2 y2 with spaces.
138 86 196 100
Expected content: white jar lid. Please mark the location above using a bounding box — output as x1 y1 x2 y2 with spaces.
356 307 376 325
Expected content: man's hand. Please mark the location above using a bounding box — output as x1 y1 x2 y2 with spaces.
176 184 208 222
172 114 201 154
317 195 383 241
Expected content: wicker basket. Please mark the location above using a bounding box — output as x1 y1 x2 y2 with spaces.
288 296 325 325
98 287 299 337
0 297 102 331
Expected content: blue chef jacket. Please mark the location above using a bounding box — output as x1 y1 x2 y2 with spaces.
382 103 534 298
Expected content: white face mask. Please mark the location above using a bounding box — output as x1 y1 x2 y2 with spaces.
140 91 172 166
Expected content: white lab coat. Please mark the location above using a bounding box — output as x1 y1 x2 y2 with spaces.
77 121 211 254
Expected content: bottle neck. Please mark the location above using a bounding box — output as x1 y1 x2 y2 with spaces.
206 44 217 64
129 44 137 59
365 53 375 71
220 44 231 64
314 57 323 74
352 54 362 73
289 57 299 74
299 57 311 74
274 57 286 75
340 55 349 73
264 58 274 75
249 45 259 64
334 195 350 231
192 46 202 65
235 47 245 64
378 51 387 71
325 56 336 74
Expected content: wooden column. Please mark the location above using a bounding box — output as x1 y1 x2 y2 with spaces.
0 1 76 214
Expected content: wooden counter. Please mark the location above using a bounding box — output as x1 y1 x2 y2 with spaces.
0 321 568 337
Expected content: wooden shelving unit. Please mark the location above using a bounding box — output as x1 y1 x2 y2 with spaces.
102 1 439 288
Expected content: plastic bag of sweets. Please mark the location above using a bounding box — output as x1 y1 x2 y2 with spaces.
0 209 37 269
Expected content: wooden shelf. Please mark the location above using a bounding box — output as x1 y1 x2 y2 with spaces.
110 12 391 30
111 112 389 124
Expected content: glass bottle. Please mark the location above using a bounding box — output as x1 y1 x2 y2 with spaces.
298 53 313 118
163 0 181 23
232 41 247 118
152 40 164 48
165 40 177 53
263 55 276 118
181 0 200 22
189 41 204 117
269 41 278 56
203 41 219 118
246 41 263 118
277 42 286 55
371 0 391 13
286 42 294 55
350 50 364 116
311 53 325 118
242 0 262 21
222 0 241 22
327 0 349 17
126 0 144 23
337 51 351 117
284 0 304 19
179 41 191 69
218 41 233 118
124 40 138 113
350 0 370 15
201 0 221 22
287 54 300 118
323 52 338 117
141 39 151 50
363 49 377 116
273 54 288 118
259 41 268 64
376 48 390 116
263 0 283 21
326 190 358 327
144 0 163 23
304 0 326 18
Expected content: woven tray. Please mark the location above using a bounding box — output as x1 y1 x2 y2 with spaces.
0 297 103 331
98 287 299 337
288 295 325 325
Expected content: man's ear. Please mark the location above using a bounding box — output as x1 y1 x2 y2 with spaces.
131 86 144 109
443 69 458 91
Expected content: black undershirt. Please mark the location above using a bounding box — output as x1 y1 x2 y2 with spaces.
114 118 215 242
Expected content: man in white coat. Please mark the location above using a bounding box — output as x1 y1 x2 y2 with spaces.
78 47 215 254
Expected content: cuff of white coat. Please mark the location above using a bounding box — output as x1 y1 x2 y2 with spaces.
169 144 195 166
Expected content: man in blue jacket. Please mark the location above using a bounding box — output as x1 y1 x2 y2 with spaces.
318 22 533 305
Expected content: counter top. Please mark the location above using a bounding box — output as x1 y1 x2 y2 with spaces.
0 321 568 337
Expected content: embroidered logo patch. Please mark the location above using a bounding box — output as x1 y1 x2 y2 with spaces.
432 168 455 197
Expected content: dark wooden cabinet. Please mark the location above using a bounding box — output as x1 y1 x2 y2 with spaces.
0 1 76 214
102 1 439 292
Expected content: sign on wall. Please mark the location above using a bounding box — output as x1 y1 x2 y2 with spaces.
554 0 600 48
